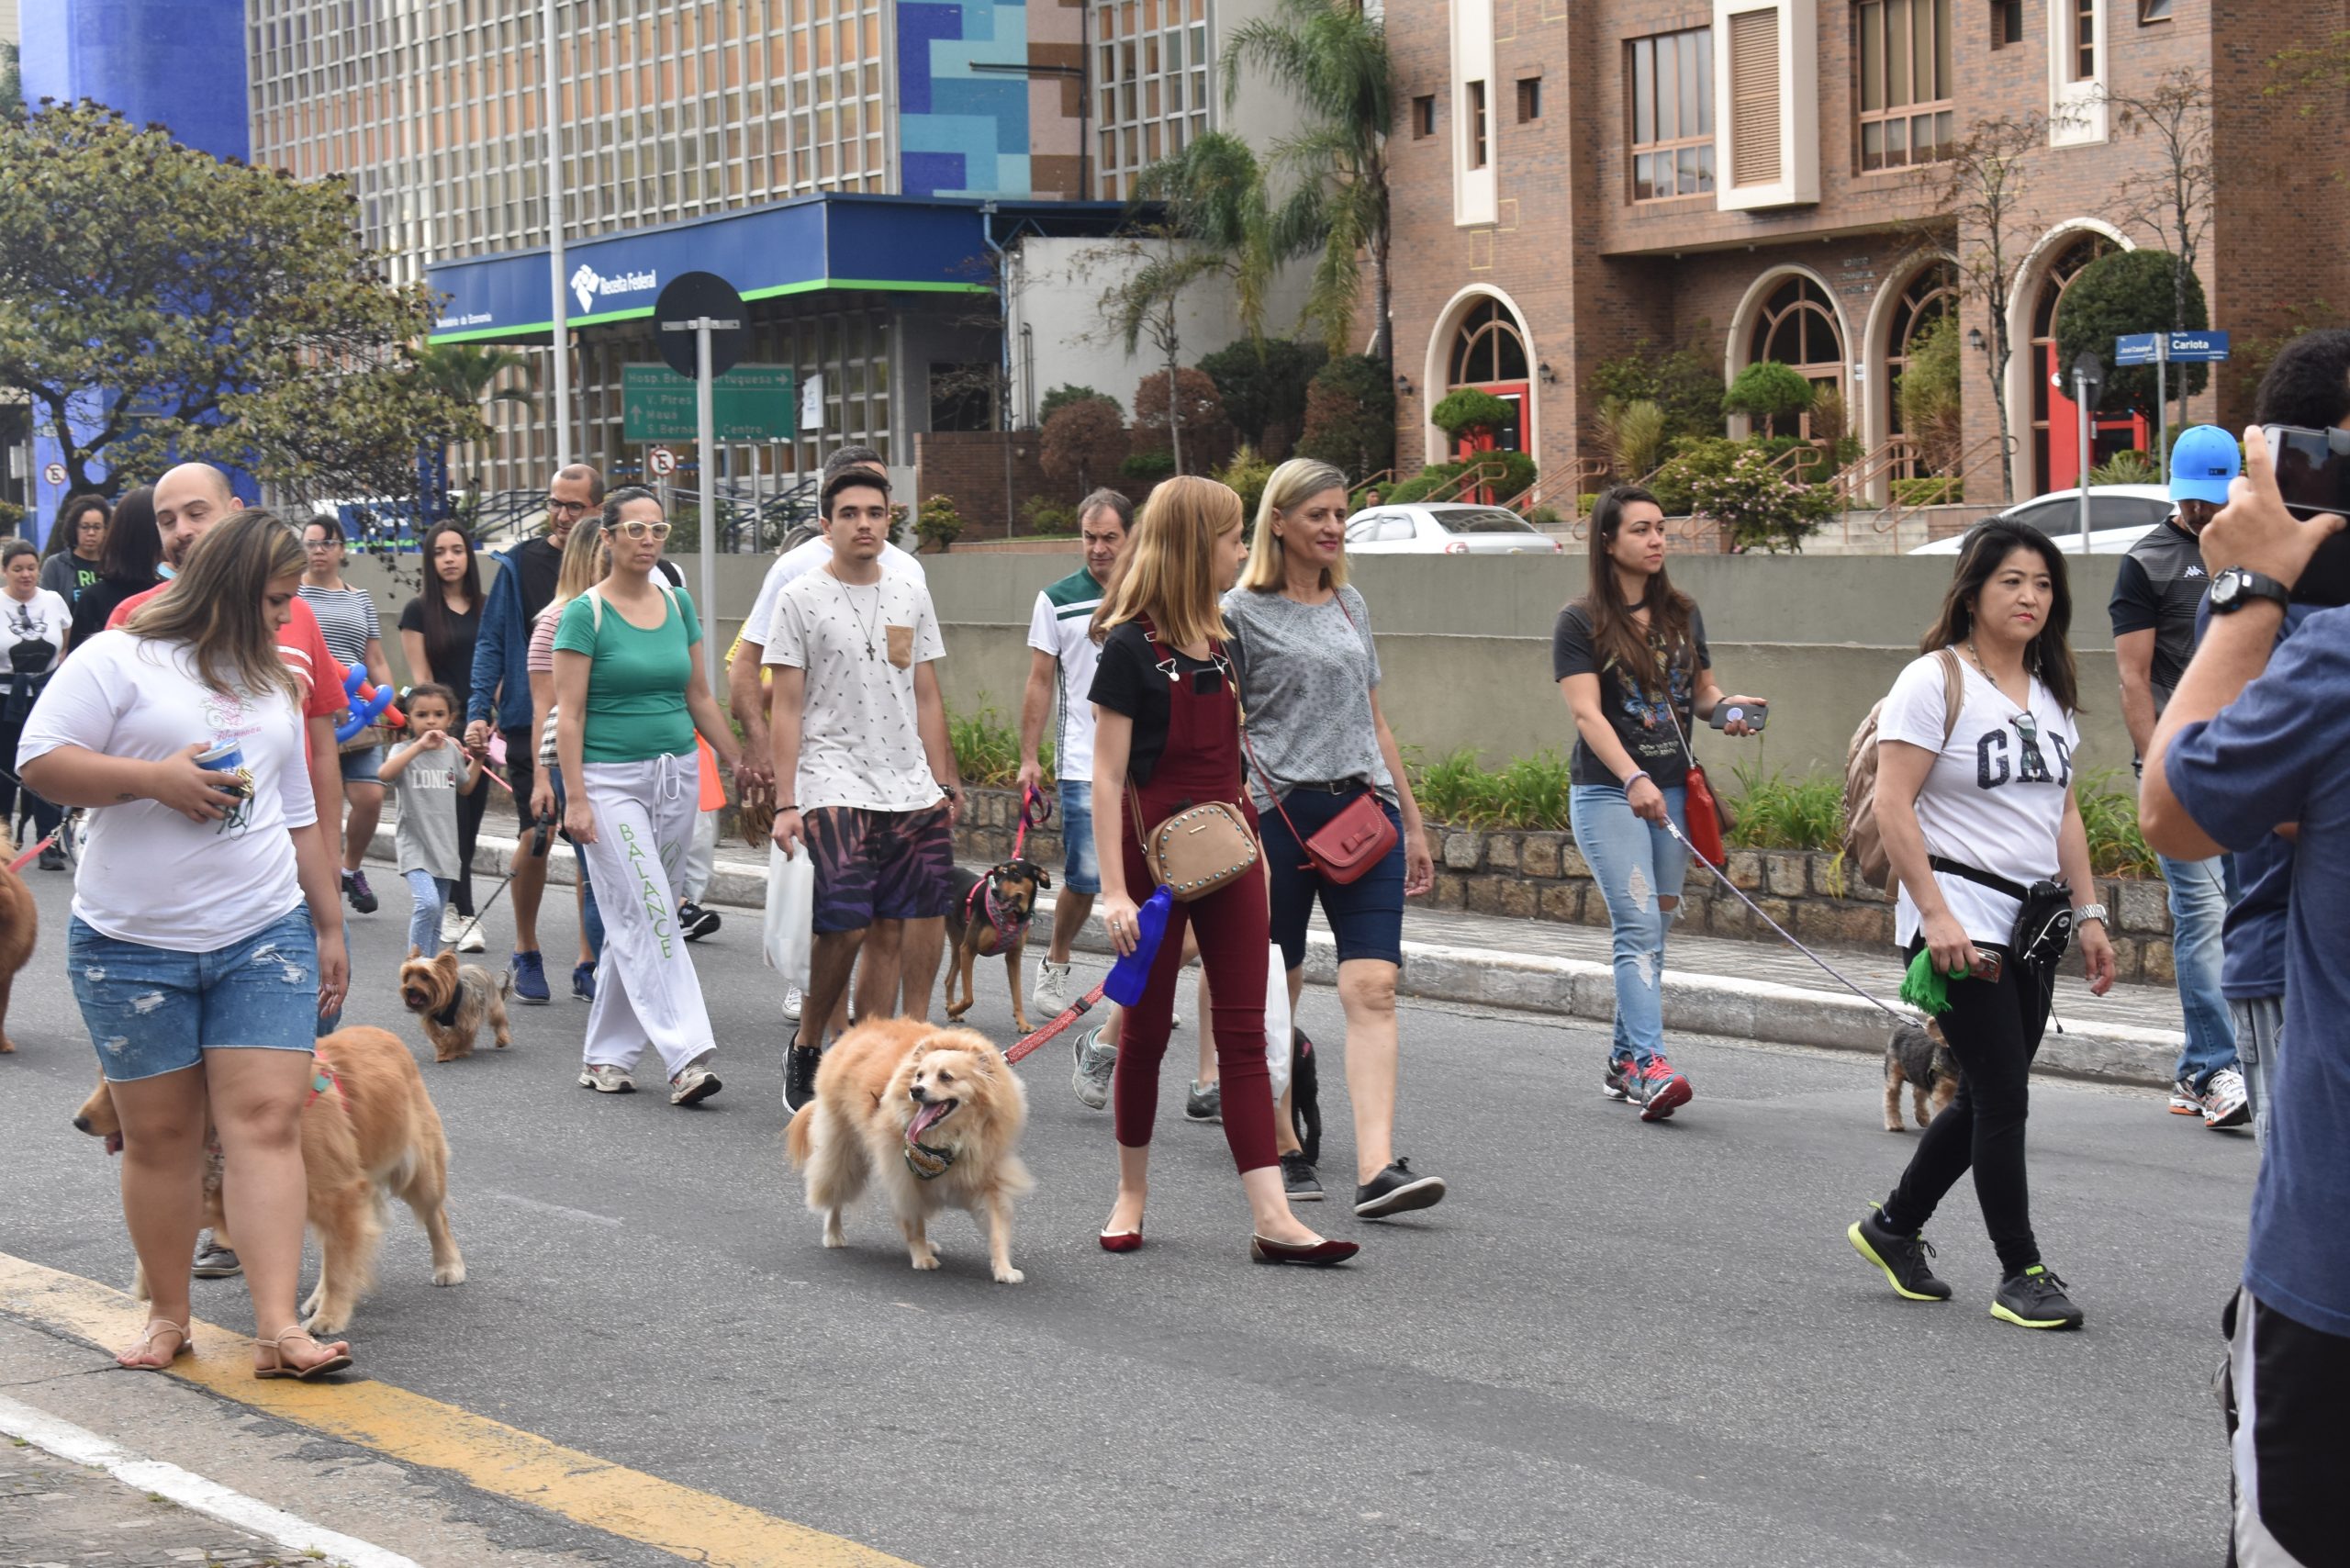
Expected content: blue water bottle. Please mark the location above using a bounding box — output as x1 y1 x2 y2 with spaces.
1102 886 1174 1005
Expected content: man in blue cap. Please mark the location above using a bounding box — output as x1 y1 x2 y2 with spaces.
2110 423 2247 1130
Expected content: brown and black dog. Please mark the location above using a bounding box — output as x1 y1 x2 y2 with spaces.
0 840 36 1052
1884 1017 1960 1132
399 951 513 1063
942 858 1050 1035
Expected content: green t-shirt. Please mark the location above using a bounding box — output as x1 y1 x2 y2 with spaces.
552 586 702 763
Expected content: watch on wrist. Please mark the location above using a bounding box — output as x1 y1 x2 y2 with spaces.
2073 902 2109 928
2209 566 2290 615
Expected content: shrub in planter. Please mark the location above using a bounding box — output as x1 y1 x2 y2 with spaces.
1040 396 1129 492
1648 436 1746 516
1297 353 1395 477
1892 475 1963 506
2088 449 2161 486
1722 361 1817 432
1429 386 1515 442
1686 445 1838 553
914 494 964 553
1019 496 1079 535
1120 449 1178 482
1214 442 1277 522
1039 384 1119 424
1528 504 1562 527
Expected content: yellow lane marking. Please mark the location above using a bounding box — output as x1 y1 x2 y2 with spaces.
0 1252 914 1568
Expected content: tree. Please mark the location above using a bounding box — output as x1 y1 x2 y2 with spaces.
1428 387 1513 443
1897 315 1964 474
0 102 481 502
1722 362 1817 434
1595 398 1668 482
1039 397 1127 494
1132 133 1280 342
1224 0 1396 359
2102 69 2214 431
2053 250 2210 420
0 42 20 123
1197 338 1326 454
412 342 534 515
1039 385 1117 424
1586 325 1725 445
1919 113 2045 502
1079 228 1214 474
1134 368 1226 461
1295 353 1394 478
1687 445 1838 553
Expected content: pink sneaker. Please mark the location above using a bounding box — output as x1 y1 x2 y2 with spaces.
1638 1056 1693 1122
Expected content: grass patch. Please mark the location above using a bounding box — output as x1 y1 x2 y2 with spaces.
2076 767 2157 879
948 700 1049 787
1405 748 1574 830
1723 763 1845 852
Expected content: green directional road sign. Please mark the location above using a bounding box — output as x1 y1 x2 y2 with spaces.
622 363 795 442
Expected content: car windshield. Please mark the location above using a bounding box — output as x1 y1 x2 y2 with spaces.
1435 509 1539 535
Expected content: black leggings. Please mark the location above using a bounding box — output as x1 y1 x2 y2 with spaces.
1880 941 2054 1276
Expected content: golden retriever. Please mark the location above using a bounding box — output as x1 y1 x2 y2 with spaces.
0 841 37 1052
70 1025 465 1334
784 1016 1033 1283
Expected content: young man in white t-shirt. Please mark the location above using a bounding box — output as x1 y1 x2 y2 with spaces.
767 470 961 1112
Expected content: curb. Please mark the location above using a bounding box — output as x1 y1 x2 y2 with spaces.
371 826 2181 1090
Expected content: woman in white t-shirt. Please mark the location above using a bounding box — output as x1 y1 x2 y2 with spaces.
20 510 353 1380
0 539 73 865
1846 519 2116 1334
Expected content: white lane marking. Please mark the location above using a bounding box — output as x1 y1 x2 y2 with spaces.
0 1393 420 1568
487 1191 625 1226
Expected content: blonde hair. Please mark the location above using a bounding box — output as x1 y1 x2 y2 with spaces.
536 517 608 625
1239 458 1352 593
124 510 304 702
1091 476 1244 650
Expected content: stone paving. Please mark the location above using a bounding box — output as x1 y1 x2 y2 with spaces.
0 1444 282 1568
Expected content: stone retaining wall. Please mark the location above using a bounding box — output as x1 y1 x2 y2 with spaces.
955 788 2179 984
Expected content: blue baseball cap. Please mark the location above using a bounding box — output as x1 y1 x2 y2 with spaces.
2170 425 2240 506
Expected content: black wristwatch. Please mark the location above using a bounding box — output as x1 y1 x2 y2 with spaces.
2209 566 2290 615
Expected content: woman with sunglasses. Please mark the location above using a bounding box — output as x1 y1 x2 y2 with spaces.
554 487 741 1104
1847 518 2115 1330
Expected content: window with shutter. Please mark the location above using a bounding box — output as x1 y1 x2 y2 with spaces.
1728 8 1781 187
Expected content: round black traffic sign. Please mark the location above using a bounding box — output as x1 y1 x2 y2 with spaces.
654 271 749 379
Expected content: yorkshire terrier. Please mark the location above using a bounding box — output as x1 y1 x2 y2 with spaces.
1884 1017 1959 1132
400 950 513 1063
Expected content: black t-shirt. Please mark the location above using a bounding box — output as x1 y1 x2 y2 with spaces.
1550 600 1711 787
2108 516 2207 716
510 535 565 622
397 594 481 708
66 576 157 655
1086 621 1228 787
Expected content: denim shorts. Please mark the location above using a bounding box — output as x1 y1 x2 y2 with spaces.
70 910 321 1081
339 743 383 785
1058 778 1101 896
1263 790 1404 971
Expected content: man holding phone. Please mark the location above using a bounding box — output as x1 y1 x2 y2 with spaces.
2141 326 2350 1568
2110 425 2247 1130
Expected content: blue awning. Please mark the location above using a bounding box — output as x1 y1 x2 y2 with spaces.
426 193 1130 343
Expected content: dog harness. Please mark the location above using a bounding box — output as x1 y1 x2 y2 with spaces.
309 1052 341 1106
903 1138 956 1181
962 871 1035 946
431 988 464 1029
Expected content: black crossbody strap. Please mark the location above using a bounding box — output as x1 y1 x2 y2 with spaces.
1927 855 2031 903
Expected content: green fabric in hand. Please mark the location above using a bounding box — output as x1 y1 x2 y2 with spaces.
1900 946 1970 1017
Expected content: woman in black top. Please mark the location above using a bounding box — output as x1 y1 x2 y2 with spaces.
40 493 109 606
1554 486 1763 1123
67 486 162 652
398 522 487 927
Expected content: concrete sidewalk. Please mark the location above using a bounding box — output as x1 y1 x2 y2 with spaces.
372 824 2187 1088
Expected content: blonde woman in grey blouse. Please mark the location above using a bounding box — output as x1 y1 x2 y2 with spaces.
1223 458 1445 1219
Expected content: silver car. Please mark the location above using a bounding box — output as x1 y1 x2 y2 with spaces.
1907 484 2176 556
1343 504 1563 555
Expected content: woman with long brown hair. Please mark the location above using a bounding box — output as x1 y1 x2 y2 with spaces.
1089 476 1356 1266
1555 486 1764 1122
21 510 353 1379
1847 517 2114 1330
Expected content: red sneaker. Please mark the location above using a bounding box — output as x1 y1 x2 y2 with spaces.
1638 1056 1693 1122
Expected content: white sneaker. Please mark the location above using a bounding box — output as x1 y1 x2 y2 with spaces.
578 1064 634 1093
1033 959 1074 1018
439 907 465 946
2200 1067 2251 1130
456 920 487 953
781 984 804 1022
669 1062 722 1105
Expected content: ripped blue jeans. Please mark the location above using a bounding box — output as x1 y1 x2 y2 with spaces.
69 909 320 1081
1570 782 1689 1068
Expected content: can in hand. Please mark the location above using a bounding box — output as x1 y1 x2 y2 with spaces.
196 740 251 799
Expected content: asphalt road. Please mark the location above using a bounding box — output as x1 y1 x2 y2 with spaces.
0 866 2251 1567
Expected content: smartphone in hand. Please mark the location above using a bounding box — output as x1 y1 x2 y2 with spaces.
1708 700 1768 732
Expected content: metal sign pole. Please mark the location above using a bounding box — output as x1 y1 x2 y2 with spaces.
695 321 719 657
2075 371 2092 551
2155 335 2170 487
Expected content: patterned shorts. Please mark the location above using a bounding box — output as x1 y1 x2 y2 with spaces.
803 803 955 934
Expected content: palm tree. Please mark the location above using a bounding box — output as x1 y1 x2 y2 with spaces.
412 342 535 521
1223 0 1395 362
1130 132 1279 342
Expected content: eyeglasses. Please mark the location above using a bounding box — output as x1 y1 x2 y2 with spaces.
613 520 671 542
546 498 592 516
302 539 339 551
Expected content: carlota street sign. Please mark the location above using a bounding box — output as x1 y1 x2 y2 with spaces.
2114 330 2232 365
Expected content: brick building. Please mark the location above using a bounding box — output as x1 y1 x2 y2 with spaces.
1383 0 2350 507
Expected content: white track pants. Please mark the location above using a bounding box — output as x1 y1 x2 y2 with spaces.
577 754 714 1078
685 806 718 902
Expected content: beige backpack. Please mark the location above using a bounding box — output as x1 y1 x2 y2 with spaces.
1842 647 1964 894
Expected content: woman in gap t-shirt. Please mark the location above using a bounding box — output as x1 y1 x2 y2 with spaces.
1848 518 2115 1332
19 510 352 1379
1552 486 1764 1124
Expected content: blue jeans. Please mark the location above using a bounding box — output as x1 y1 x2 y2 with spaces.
2159 851 2238 1087
1571 782 1688 1067
1058 777 1100 895
405 869 453 954
69 910 319 1081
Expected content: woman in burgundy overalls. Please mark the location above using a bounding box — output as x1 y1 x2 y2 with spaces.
1086 476 1359 1267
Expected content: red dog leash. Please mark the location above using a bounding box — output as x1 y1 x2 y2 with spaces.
1002 981 1108 1065
1010 783 1050 861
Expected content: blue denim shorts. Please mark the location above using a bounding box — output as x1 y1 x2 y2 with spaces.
70 910 321 1081
1263 790 1405 970
1058 778 1101 896
339 743 383 785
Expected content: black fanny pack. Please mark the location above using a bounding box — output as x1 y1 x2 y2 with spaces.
1929 856 2076 970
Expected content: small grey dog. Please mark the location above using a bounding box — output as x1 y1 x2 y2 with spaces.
1884 1018 1959 1132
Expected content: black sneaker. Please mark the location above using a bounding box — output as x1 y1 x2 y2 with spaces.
1355 1157 1447 1218
37 845 64 871
1279 1151 1323 1202
191 1229 241 1278
679 901 721 941
1846 1206 1953 1302
783 1039 822 1113
1185 1080 1221 1123
1602 1056 1636 1102
1991 1264 2085 1330
341 868 378 914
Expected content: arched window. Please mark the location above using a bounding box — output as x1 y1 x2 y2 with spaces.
2029 232 2118 492
1746 275 1846 438
1450 298 1529 386
1886 261 1958 452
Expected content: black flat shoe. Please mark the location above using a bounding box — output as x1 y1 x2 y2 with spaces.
1248 1234 1360 1267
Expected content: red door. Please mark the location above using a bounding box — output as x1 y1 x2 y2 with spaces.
2042 343 2148 492
1451 383 1527 501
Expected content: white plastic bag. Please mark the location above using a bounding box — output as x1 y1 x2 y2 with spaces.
1263 946 1292 1101
763 843 813 988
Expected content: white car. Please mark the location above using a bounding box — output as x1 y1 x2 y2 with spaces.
1343 504 1563 555
1908 484 2175 555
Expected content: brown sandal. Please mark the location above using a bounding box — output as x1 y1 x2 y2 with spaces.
116 1319 191 1372
253 1325 352 1382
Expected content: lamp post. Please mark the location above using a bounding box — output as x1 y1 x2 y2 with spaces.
542 0 571 468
